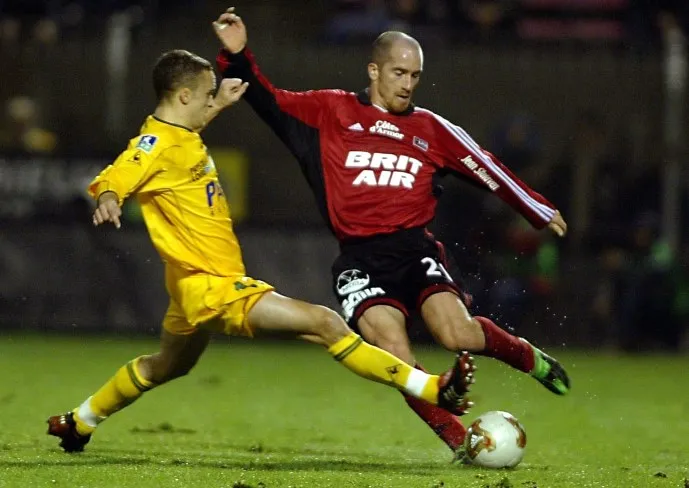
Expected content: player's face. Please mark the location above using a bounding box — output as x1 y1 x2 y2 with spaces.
188 70 216 130
369 43 423 113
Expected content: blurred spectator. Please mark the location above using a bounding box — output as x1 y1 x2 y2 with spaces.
324 0 455 43
321 0 689 47
490 112 543 184
0 0 60 45
0 95 57 155
516 0 627 44
545 109 631 254
616 213 684 352
584 148 666 350
480 215 559 333
388 0 423 31
628 0 689 51
324 0 393 44
447 0 517 42
0 1 188 43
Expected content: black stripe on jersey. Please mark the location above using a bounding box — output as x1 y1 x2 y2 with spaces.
218 50 332 233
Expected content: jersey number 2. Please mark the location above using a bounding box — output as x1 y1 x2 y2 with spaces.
421 257 452 281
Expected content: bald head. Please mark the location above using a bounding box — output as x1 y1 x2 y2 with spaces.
367 31 423 113
371 31 422 66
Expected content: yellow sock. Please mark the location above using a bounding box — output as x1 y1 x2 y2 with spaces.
72 357 156 436
328 333 440 404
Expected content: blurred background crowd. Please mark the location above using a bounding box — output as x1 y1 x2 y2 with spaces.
0 0 687 353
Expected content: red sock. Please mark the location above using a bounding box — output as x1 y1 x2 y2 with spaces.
474 316 535 373
401 363 467 451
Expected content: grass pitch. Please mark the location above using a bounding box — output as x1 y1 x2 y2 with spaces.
0 334 687 488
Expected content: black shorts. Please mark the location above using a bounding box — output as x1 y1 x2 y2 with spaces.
331 227 465 326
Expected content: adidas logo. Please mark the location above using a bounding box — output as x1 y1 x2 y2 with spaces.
348 122 364 132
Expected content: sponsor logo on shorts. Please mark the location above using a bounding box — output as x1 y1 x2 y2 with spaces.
336 269 370 295
341 287 385 321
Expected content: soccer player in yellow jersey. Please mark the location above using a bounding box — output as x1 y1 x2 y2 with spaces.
46 49 475 453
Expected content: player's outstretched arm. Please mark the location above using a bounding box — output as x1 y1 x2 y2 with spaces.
435 115 562 233
212 7 338 138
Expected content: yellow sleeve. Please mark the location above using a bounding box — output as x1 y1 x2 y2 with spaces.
87 140 164 205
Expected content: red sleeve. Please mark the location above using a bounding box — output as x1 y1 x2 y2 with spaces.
217 48 343 129
216 47 336 225
432 113 556 229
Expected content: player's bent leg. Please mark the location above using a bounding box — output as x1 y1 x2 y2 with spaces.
246 291 474 415
246 291 346 344
46 351 157 453
137 328 211 384
421 292 570 395
421 292 486 351
47 352 161 453
358 305 468 453
47 302 210 453
358 305 415 363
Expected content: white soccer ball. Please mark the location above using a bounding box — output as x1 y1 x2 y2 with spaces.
463 411 527 468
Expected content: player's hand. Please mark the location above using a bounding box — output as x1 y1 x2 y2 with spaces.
93 191 122 229
214 77 249 109
212 7 247 54
547 210 567 237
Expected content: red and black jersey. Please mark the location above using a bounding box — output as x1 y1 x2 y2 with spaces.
217 48 556 241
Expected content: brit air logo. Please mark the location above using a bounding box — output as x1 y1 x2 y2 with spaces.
136 134 158 153
345 151 422 189
369 120 404 140
460 155 500 191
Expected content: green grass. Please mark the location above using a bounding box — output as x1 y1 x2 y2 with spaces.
0 335 688 488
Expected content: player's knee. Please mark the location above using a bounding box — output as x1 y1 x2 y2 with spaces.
310 306 350 345
144 352 198 384
436 316 485 352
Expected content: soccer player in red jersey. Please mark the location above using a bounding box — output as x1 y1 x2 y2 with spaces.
213 8 570 458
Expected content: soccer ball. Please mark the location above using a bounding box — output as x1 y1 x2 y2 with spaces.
463 411 527 468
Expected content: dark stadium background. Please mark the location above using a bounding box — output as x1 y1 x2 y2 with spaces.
0 0 687 353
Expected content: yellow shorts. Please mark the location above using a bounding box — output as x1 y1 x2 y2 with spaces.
162 266 275 337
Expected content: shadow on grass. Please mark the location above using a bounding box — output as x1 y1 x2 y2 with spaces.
0 455 444 476
95 443 427 461
0 446 451 476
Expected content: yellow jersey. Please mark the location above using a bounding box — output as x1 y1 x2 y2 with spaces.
88 115 245 277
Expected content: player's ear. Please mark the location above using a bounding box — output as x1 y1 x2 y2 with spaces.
367 62 379 82
179 88 192 105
